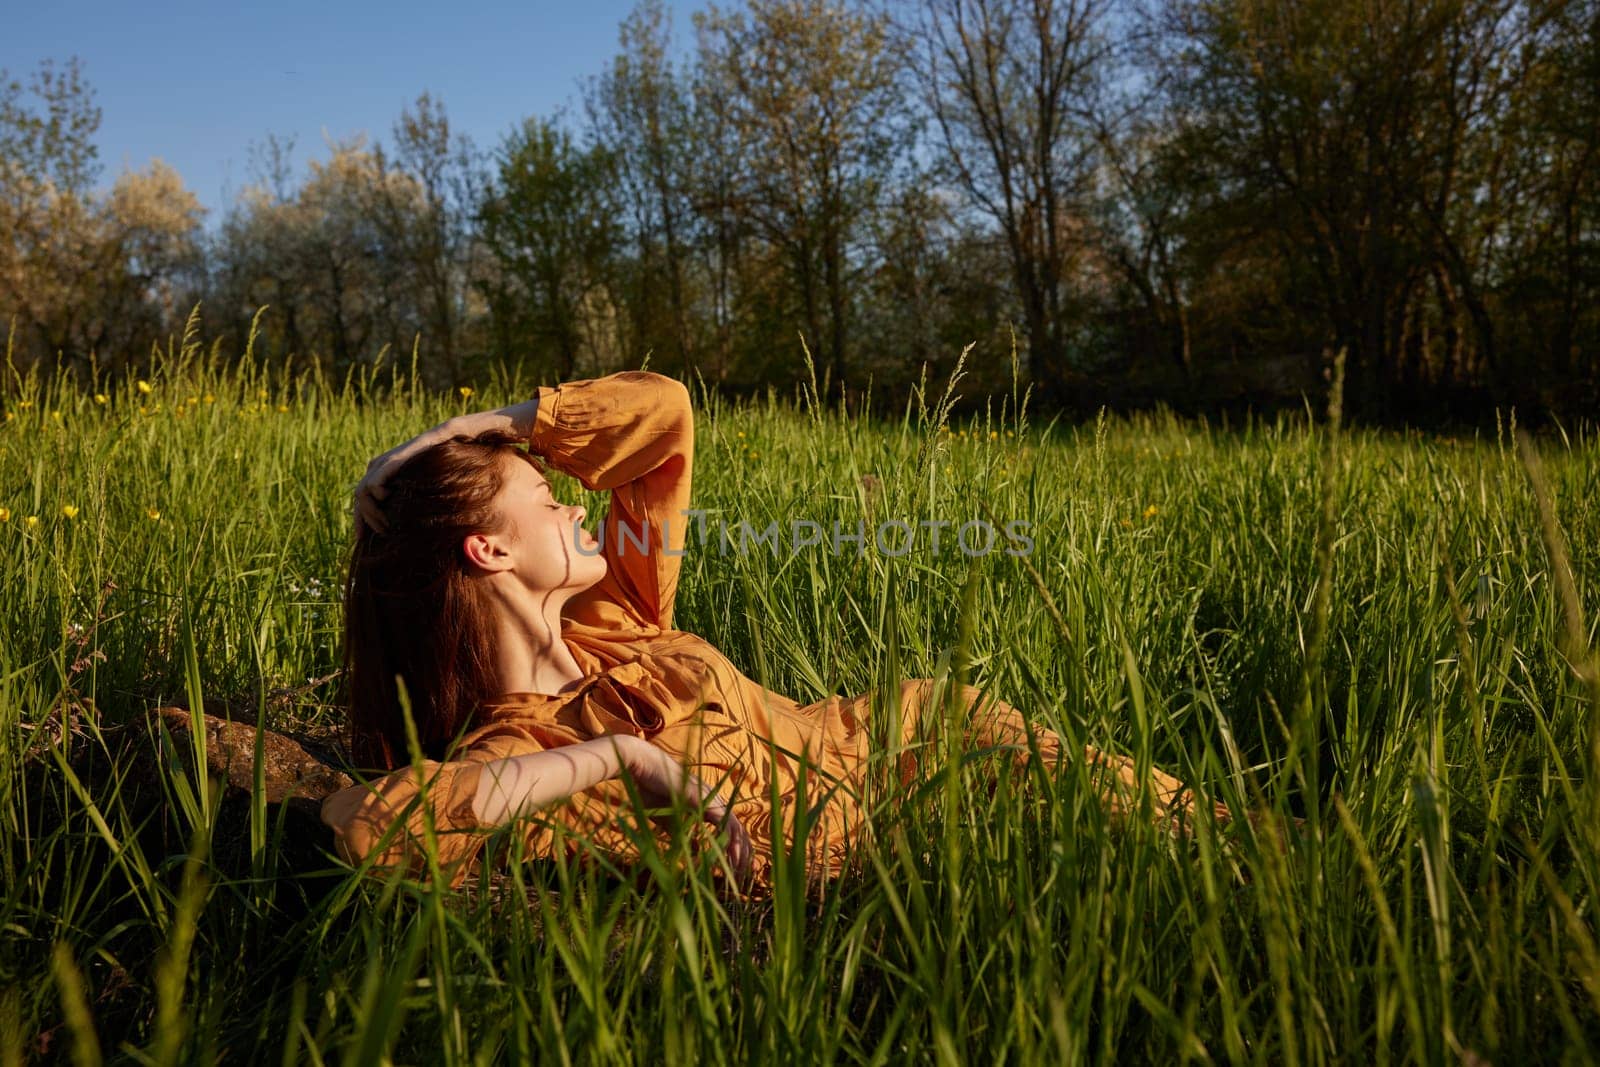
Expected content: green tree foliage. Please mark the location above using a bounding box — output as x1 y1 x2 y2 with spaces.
478 118 621 380
586 0 700 377
214 135 417 374
1494 0 1600 399
917 0 1117 407
0 58 204 369
209 98 485 382
694 0 912 389
1150 0 1576 417
379 93 481 384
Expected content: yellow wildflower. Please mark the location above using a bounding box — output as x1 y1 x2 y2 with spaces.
136 380 153 395
258 388 269 400
736 431 745 439
0 507 8 522
50 410 61 422
94 393 108 405
276 404 289 414
24 515 39 529
61 504 79 520
459 386 475 400
146 508 161 521
19 400 32 409
138 405 149 416
202 394 215 404
4 412 12 422
989 431 997 440
1143 504 1159 520
186 396 198 406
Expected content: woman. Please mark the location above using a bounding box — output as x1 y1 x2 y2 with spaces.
320 371 1226 892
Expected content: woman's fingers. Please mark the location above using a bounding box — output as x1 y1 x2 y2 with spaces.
352 440 424 534
615 741 753 885
724 814 754 883
353 489 388 534
705 803 754 884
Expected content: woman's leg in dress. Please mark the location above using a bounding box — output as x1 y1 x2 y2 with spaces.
890 678 1230 830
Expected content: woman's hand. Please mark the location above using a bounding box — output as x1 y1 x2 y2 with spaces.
354 399 540 535
613 736 754 884
353 414 487 534
699 792 755 887
354 423 443 535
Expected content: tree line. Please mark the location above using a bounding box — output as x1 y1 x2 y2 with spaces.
3 0 1596 422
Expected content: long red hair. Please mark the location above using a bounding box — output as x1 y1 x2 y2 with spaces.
342 431 546 770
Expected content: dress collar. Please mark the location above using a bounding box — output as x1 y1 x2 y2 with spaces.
479 649 716 739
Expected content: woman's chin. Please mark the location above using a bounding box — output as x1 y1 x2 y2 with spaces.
579 558 609 588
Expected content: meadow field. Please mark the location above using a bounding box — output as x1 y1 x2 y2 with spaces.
2 332 1598 1063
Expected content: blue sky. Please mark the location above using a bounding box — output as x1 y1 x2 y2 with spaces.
3 1 695 220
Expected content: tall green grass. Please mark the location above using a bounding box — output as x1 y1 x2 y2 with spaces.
2 327 1598 1062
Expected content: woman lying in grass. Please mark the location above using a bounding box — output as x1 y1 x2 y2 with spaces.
320 371 1230 891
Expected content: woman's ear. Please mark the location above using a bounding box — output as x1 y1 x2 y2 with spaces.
462 532 513 573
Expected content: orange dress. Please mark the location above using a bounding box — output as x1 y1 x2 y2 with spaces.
320 371 1218 892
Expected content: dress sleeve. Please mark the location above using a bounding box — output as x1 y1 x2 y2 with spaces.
318 729 544 888
530 370 694 631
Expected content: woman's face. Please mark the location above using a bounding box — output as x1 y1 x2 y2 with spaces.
488 453 608 593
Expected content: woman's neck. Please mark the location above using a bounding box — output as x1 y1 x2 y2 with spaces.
484 579 587 697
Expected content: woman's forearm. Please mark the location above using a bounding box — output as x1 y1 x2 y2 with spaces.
469 735 754 883
447 397 540 441
469 733 703 827
471 735 632 825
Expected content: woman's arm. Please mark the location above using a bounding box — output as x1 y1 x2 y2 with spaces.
473 735 752 879
323 733 752 883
